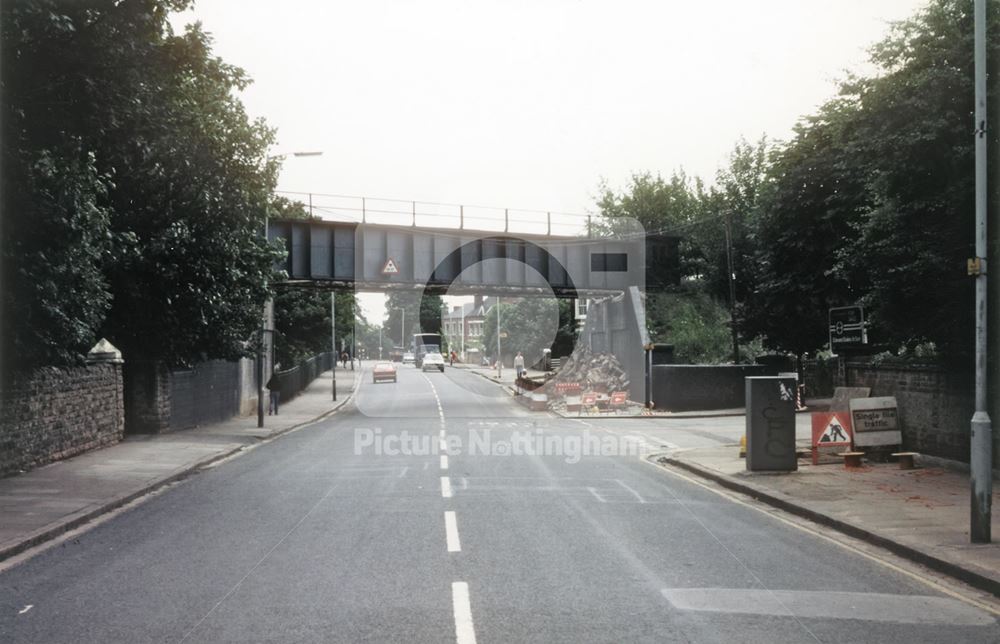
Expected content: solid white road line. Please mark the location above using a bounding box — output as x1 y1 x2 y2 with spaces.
444 511 461 552
441 476 453 498
452 582 478 644
441 454 449 470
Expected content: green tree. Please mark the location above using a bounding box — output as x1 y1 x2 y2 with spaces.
483 298 563 367
0 147 114 370
747 0 998 359
840 0 991 356
694 137 770 306
384 291 444 348
744 99 870 359
596 170 708 279
596 142 769 363
2 0 280 370
273 289 359 367
646 287 733 364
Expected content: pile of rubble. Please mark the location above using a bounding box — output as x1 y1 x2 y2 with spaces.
543 345 630 397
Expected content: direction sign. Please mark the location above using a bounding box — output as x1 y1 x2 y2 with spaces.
381 258 399 275
829 305 866 353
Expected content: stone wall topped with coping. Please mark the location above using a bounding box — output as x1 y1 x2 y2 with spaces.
1 363 124 478
844 361 975 463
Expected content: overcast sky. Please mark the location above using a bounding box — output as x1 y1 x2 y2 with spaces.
171 0 928 324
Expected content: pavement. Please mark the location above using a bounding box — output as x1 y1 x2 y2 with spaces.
454 361 831 419
0 365 360 562
659 444 1000 597
453 362 545 388
1 363 998 642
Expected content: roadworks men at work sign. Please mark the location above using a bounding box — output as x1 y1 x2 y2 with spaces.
811 412 854 465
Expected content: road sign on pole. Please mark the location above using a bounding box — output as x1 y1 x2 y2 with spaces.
829 306 866 354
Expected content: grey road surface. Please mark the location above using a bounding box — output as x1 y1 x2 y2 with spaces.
1 364 996 643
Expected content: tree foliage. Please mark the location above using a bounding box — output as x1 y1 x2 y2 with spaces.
482 298 572 367
744 100 871 357
273 289 358 367
384 291 445 348
599 0 992 362
483 297 565 366
748 0 994 358
2 0 281 370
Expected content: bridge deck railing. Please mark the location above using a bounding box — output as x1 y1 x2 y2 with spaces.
276 191 595 237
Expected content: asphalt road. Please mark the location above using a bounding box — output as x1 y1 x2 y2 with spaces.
1 364 997 643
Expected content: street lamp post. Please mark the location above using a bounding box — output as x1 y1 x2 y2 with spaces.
269 151 323 160
259 150 323 427
971 0 992 543
331 293 337 401
496 298 502 379
399 308 406 349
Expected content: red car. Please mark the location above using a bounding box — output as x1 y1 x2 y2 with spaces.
372 362 397 384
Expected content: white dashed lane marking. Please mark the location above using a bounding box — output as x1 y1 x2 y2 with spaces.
452 582 478 644
444 511 461 552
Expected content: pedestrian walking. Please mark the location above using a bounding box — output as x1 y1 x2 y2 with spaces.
266 364 281 415
514 351 525 379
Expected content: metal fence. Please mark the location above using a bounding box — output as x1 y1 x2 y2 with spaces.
274 352 334 402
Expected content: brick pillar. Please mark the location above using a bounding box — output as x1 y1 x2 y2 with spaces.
124 360 171 434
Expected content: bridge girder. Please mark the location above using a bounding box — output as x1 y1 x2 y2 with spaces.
267 219 679 296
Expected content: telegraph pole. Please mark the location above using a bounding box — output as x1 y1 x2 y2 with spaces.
971 0 992 543
496 298 502 379
331 293 337 401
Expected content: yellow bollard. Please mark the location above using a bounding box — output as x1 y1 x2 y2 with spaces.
739 435 747 458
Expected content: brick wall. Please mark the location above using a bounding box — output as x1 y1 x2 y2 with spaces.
125 358 261 434
1 364 124 478
844 361 977 463
802 358 837 397
124 361 171 434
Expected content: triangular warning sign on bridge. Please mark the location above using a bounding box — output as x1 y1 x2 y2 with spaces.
381 258 399 275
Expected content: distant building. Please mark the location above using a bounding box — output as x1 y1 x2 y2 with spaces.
441 295 504 361
574 298 588 328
